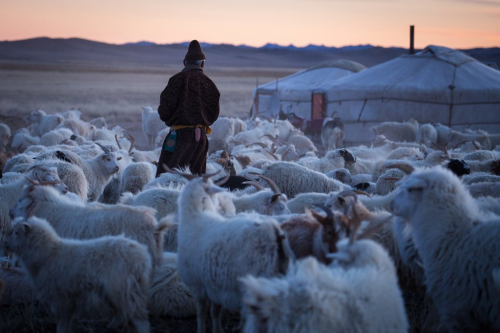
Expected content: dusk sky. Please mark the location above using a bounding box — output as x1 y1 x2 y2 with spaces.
1 0 499 49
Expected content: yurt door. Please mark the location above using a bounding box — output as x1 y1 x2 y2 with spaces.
310 90 326 132
311 90 326 119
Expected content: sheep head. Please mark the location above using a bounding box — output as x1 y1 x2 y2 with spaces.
5 217 58 256
163 164 225 214
446 159 470 177
25 165 68 194
310 205 347 255
390 166 475 224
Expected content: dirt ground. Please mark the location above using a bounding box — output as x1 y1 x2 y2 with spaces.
0 65 295 149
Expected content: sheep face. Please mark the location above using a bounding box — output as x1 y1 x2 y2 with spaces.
4 220 32 254
100 153 120 175
268 194 290 216
446 159 470 177
25 110 45 124
27 166 68 194
11 184 69 220
390 177 425 220
10 189 37 220
180 177 224 215
390 167 470 222
5 217 57 255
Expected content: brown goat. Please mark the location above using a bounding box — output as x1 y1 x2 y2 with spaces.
280 206 347 264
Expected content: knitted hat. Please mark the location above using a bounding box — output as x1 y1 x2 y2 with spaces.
184 40 206 60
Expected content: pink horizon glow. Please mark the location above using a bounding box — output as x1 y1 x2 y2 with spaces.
1 0 499 49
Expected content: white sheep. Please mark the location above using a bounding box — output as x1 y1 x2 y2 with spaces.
241 237 408 333
0 165 67 246
89 116 107 129
56 118 94 139
11 184 165 266
467 182 500 198
5 216 151 333
231 175 290 216
11 128 39 152
155 127 170 149
173 169 294 333
375 168 406 195
142 106 166 149
120 162 156 194
325 168 352 185
120 187 181 220
417 123 437 146
447 129 491 150
321 117 344 151
462 172 500 185
33 160 88 201
286 192 330 214
211 117 235 142
25 109 64 136
36 145 121 201
391 166 500 331
38 128 74 147
298 148 355 174
147 252 197 318
259 161 348 198
372 119 418 142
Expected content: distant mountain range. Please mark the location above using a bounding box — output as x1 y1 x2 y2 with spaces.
0 37 498 70
124 40 378 52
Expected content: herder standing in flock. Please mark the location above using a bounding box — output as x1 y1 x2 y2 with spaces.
156 40 221 177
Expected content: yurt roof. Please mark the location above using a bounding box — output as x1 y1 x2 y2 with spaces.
327 45 500 105
254 59 366 101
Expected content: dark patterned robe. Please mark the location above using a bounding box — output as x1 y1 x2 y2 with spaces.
156 66 220 176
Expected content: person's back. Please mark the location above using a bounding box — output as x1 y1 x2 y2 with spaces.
156 40 220 177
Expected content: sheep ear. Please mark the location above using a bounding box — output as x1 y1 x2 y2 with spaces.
270 194 281 204
337 196 345 206
22 223 32 234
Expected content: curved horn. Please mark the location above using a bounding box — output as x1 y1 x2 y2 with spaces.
161 164 197 181
114 134 123 150
250 173 281 194
282 147 292 161
24 176 40 185
337 190 359 202
387 163 415 175
264 149 279 160
95 142 110 154
351 190 372 198
126 133 135 154
431 141 446 153
242 181 265 191
248 142 268 149
214 173 230 186
452 140 468 150
202 169 223 183
314 204 334 221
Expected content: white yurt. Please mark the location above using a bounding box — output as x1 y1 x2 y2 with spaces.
326 45 500 144
251 60 366 128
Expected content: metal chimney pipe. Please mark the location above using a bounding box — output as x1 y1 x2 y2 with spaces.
410 25 415 54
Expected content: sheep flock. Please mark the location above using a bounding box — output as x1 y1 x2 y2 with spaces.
1 107 500 333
